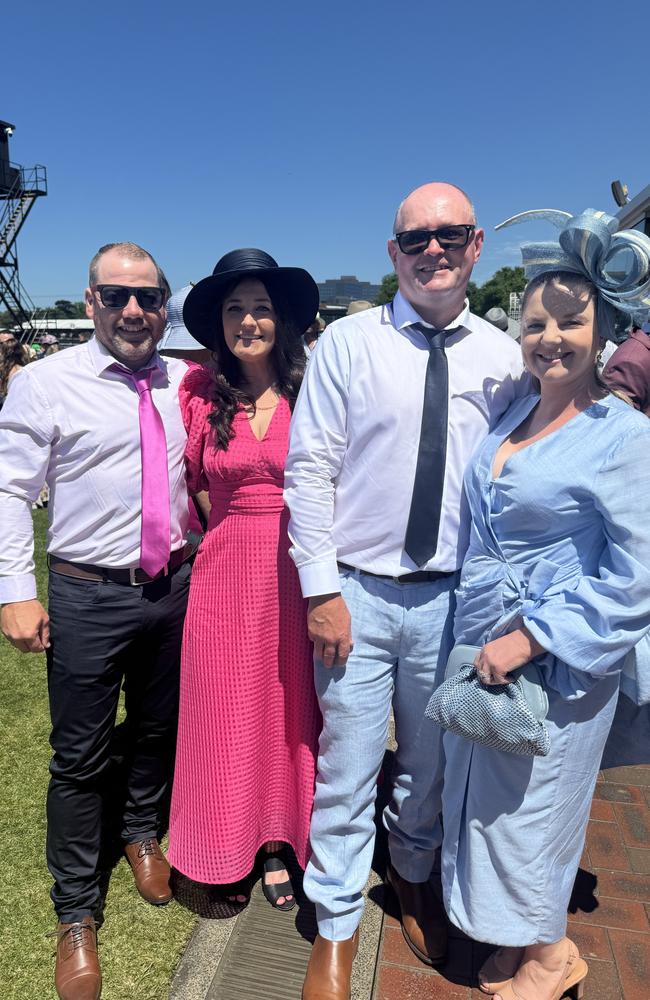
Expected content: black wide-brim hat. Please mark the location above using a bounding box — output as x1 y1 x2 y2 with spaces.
183 248 320 350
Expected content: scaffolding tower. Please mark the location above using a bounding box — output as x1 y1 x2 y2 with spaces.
0 120 47 341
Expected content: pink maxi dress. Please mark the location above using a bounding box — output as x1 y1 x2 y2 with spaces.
168 366 320 883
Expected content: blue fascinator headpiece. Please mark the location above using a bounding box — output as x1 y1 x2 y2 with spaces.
495 208 650 320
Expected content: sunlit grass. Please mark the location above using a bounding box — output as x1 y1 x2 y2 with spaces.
0 510 196 998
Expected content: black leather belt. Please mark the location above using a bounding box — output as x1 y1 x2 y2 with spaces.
48 541 197 586
337 561 456 585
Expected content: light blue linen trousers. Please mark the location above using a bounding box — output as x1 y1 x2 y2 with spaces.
303 567 458 940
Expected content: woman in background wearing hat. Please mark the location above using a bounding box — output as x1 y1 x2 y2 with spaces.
167 249 321 911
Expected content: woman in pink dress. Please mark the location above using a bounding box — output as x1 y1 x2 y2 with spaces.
168 249 321 910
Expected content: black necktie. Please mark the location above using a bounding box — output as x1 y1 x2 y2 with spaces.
404 324 449 567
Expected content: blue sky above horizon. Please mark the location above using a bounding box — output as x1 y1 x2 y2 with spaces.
3 0 649 305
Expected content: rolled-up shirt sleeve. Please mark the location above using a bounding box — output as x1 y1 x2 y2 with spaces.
284 331 351 597
0 370 54 603
523 427 650 676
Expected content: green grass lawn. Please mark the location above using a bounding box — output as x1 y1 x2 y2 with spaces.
0 510 197 999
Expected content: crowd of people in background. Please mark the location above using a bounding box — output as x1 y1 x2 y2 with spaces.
1 182 649 1000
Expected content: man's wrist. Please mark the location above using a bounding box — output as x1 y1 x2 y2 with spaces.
308 592 342 609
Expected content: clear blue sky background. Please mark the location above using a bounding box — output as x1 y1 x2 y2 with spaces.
3 0 649 304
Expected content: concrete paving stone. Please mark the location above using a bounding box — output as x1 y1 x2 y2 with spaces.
169 913 238 1000
588 798 616 822
567 895 649 932
626 847 650 875
608 928 650 1000
581 957 623 1000
373 964 469 999
569 922 613 961
601 766 650 788
593 783 645 804
592 869 650 904
613 803 650 849
586 819 632 872
380 924 425 971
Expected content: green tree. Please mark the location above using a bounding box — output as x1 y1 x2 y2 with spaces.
474 267 526 315
466 280 481 314
376 272 398 305
52 299 86 319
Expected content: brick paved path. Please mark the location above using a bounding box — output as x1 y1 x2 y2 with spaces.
372 765 650 999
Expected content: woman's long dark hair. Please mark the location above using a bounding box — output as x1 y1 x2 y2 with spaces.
0 340 30 396
207 278 307 450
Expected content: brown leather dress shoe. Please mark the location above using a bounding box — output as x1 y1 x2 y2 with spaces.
385 864 447 966
51 916 101 1000
302 929 359 1000
124 837 172 905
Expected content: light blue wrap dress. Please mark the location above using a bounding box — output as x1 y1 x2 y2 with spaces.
440 392 650 946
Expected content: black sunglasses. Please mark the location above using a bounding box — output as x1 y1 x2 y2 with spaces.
394 225 476 255
93 284 165 310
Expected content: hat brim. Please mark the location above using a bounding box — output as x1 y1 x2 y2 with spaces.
183 267 319 351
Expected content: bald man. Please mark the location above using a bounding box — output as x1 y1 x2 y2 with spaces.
286 183 525 998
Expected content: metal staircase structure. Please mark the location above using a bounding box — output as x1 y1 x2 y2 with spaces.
0 120 47 341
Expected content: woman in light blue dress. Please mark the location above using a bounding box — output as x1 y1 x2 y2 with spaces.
438 209 650 1000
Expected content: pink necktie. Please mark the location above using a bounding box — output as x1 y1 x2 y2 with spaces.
111 365 171 576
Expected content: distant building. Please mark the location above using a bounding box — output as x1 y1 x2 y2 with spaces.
318 275 381 306
16 318 94 346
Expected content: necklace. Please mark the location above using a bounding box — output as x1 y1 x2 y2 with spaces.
250 400 280 411
243 390 280 412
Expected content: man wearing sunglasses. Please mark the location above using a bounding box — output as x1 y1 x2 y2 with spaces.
0 243 193 1000
286 182 525 999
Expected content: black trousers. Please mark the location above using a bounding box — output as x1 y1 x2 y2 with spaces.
45 561 191 922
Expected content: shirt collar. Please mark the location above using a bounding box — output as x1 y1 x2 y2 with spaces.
391 289 470 332
88 334 168 377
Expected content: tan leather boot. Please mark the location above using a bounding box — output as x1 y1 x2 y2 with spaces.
386 864 447 966
302 929 359 1000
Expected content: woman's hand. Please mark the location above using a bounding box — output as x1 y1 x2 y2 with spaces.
474 625 545 685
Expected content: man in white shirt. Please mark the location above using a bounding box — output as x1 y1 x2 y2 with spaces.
0 243 193 1000
285 183 524 999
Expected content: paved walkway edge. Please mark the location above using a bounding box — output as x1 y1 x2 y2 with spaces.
169 911 238 1000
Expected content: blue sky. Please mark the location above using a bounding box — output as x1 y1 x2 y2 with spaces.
3 0 649 305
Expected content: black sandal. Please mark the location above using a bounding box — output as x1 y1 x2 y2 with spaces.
262 852 296 911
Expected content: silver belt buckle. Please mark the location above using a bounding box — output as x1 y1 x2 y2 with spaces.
129 567 140 586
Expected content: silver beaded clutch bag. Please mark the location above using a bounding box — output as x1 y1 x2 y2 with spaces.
425 644 551 757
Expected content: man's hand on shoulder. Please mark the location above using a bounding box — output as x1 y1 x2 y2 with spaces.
1 600 50 653
308 593 353 669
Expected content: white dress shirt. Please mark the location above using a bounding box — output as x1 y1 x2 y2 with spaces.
285 291 525 597
0 336 190 603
